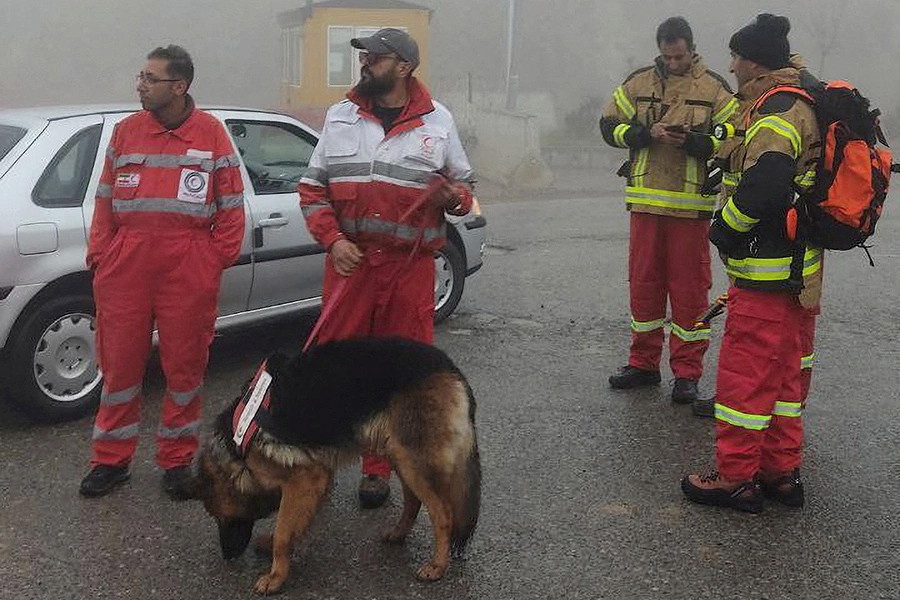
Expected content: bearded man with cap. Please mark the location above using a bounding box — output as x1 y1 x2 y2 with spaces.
298 28 475 509
681 14 823 512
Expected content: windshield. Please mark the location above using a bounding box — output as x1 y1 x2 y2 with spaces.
0 124 27 162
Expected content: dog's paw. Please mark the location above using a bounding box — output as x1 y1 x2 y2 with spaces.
254 573 286 595
415 561 447 581
381 526 409 545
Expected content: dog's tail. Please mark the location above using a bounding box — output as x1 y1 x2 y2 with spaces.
450 380 481 557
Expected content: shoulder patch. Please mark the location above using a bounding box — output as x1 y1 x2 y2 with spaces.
705 69 733 94
758 92 799 115
623 65 655 84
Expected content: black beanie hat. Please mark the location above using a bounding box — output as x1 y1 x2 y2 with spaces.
729 13 791 70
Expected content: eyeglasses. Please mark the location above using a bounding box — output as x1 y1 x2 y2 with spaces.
136 72 181 85
357 51 401 66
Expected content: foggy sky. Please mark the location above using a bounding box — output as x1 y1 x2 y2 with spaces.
2 0 897 130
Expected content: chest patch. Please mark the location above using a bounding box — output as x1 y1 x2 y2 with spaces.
177 169 210 203
116 173 140 188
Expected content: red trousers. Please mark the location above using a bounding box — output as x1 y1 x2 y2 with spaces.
628 212 711 380
715 287 807 481
90 229 222 469
317 250 435 478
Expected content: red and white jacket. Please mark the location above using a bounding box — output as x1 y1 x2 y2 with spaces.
298 78 474 254
87 103 245 269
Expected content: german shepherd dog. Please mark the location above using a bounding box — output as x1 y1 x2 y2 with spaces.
195 337 481 595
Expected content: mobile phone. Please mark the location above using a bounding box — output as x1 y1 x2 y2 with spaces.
664 124 686 133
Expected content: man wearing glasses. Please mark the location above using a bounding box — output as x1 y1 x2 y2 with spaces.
299 28 475 509
80 45 245 500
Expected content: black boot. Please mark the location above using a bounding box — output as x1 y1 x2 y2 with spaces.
608 365 661 389
692 396 716 418
79 465 131 498
671 378 699 404
759 469 804 507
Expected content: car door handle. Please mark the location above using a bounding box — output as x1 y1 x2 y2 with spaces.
259 213 288 228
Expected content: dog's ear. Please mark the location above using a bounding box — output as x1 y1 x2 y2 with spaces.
265 352 290 378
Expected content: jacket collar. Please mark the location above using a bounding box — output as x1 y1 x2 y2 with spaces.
347 77 435 133
738 67 801 106
653 53 707 80
145 94 198 140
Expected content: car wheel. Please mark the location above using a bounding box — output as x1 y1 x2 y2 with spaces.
434 241 465 323
6 295 102 422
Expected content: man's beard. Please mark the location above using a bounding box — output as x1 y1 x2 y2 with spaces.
355 68 395 98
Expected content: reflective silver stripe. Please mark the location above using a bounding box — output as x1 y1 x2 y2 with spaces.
625 187 716 211
169 386 202 407
721 197 758 233
158 420 201 439
100 384 142 406
115 153 216 172
302 167 329 186
613 123 630 147
372 161 432 185
671 323 710 343
714 403 771 430
96 183 113 198
301 202 331 218
328 162 371 179
630 317 665 333
773 401 803 418
338 217 445 243
713 97 739 124
216 194 244 210
214 154 241 170
613 86 636 120
112 198 216 218
93 423 140 441
801 352 815 370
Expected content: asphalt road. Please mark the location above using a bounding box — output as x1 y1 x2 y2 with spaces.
2 181 899 599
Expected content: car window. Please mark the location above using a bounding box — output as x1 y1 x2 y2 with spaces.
0 124 27 161
32 125 102 208
226 120 315 195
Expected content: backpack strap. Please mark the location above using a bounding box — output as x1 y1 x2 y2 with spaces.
744 85 814 128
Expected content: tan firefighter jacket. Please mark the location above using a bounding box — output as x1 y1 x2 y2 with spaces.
601 54 737 218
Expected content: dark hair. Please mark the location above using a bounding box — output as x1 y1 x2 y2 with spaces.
656 16 694 50
147 45 194 88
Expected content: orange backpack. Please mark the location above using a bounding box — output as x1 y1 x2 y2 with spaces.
750 81 894 253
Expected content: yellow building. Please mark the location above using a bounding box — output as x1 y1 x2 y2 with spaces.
278 0 432 110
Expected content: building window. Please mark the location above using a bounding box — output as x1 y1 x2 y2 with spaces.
282 26 302 86
327 26 354 87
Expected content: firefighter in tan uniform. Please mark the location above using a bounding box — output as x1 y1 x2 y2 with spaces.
600 17 738 404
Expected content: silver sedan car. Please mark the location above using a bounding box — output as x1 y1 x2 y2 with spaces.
0 105 486 422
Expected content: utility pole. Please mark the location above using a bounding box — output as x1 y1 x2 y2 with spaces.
504 0 520 111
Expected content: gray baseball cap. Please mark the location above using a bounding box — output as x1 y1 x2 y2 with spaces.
351 28 420 68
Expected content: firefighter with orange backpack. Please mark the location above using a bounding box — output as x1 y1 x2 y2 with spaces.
680 15 825 513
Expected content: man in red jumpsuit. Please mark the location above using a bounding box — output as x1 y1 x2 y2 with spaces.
298 29 474 508
79 45 245 499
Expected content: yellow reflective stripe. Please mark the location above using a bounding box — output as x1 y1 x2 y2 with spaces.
801 352 815 370
672 323 710 342
632 148 649 188
614 86 636 120
713 97 739 124
745 116 802 159
794 169 816 190
630 317 665 333
613 123 631 147
715 403 772 430
685 156 699 194
625 186 717 211
773 401 803 418
721 197 759 232
725 256 792 281
722 172 739 188
803 247 823 276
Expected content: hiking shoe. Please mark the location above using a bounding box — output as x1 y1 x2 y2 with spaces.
671 378 700 404
358 474 390 509
162 466 197 501
79 465 130 498
608 365 661 389
759 469 804 507
692 396 716 418
681 470 763 514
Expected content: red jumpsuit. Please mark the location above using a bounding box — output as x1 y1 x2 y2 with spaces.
87 103 245 469
299 79 473 478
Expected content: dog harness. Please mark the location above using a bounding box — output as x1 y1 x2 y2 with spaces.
232 360 273 456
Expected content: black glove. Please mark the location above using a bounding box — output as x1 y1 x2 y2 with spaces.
683 131 715 158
